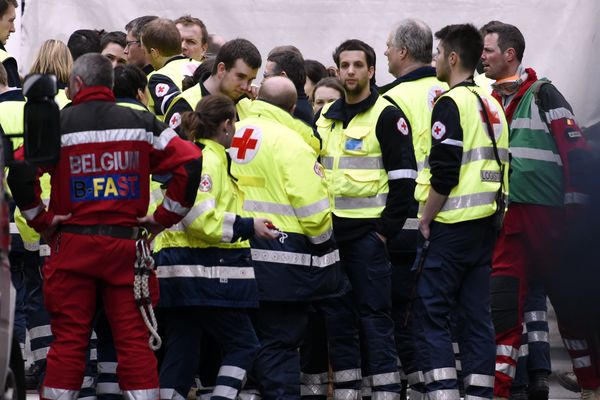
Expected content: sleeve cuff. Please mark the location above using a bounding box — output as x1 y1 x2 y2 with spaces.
153 205 180 229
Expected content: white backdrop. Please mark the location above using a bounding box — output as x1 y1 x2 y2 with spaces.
8 0 600 126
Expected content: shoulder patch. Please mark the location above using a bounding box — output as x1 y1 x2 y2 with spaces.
199 174 212 192
228 125 262 164
432 121 446 139
313 161 325 178
155 83 170 98
169 112 182 129
477 97 503 141
428 85 446 111
397 117 409 136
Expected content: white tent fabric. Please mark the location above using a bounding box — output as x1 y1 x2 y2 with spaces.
12 0 600 126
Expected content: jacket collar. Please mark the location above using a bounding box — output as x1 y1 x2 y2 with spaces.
72 85 115 105
0 88 25 102
378 66 437 93
323 85 379 122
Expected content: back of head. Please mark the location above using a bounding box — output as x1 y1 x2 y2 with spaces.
267 50 306 90
305 59 328 85
174 15 208 46
207 34 225 57
211 38 261 75
391 18 433 64
71 53 114 89
68 29 103 61
0 62 7 87
101 31 127 51
30 39 73 84
125 15 158 39
141 18 181 57
435 24 483 73
182 57 215 91
257 76 297 112
481 21 526 62
268 45 302 58
181 94 236 140
0 0 17 18
113 64 147 98
333 39 376 69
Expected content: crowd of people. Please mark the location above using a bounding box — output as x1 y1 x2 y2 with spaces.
1 1 599 400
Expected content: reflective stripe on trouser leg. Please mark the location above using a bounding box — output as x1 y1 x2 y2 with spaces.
159 388 186 400
122 389 160 400
301 372 329 397
238 389 261 400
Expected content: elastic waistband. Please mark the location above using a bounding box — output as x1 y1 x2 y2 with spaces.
60 224 144 240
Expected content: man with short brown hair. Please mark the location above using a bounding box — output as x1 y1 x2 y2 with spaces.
0 0 19 87
174 15 208 62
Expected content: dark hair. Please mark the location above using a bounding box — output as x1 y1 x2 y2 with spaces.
101 31 127 50
212 38 261 75
67 29 103 61
333 39 376 68
0 62 7 86
182 57 215 91
125 15 158 39
113 64 147 99
267 50 306 90
72 53 114 88
435 24 483 72
180 94 236 141
304 59 328 85
174 15 208 46
481 21 526 62
0 0 17 18
141 18 181 57
312 77 344 99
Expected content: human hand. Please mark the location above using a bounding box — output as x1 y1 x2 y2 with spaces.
137 215 165 243
253 218 280 240
41 213 71 242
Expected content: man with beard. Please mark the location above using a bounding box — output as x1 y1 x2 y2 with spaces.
315 39 417 399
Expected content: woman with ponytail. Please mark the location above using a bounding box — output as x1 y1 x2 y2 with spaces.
154 94 277 400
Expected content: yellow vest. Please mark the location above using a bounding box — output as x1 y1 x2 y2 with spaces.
147 58 200 120
117 100 150 113
383 76 447 174
55 88 70 109
154 139 248 251
231 100 333 243
0 49 11 63
414 85 509 223
316 96 391 219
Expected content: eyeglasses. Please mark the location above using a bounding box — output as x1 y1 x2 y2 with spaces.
125 40 141 48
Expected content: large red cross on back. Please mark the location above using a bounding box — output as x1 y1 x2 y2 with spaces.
231 128 258 159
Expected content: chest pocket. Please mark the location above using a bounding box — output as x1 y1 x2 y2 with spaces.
342 126 372 156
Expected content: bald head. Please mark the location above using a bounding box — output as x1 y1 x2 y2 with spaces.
258 76 297 113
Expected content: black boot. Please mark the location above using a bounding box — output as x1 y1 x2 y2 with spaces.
528 370 550 400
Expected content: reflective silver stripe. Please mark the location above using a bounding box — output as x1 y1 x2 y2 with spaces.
388 169 417 180
441 139 463 147
524 311 547 322
401 218 418 230
90 331 97 340
9 222 18 234
237 390 261 400
301 372 328 384
24 241 40 252
159 388 185 400
212 385 238 399
372 392 401 400
295 198 331 218
452 342 460 354
333 388 361 400
33 346 49 362
495 362 516 378
518 344 529 357
333 368 362 383
251 248 339 268
573 355 592 369
511 117 548 132
81 376 95 389
362 376 373 386
339 156 384 169
222 212 235 243
42 386 79 400
426 389 460 400
510 147 562 166
496 344 518 360
150 188 163 205
244 200 294 216
89 348 97 361
455 360 462 371
410 391 425 400
440 191 497 212
29 324 52 340
219 365 246 380
156 265 255 280
61 128 152 148
424 367 457 384
335 193 387 209
162 195 190 216
98 362 118 374
308 227 333 245
464 373 494 388
321 156 334 169
40 244 51 256
407 371 425 385
528 330 549 343
463 147 510 164
123 389 160 400
565 192 590 205
545 107 575 122
98 383 122 395
464 395 491 400
160 92 179 115
153 128 178 150
182 199 216 226
301 384 328 396
22 203 45 220
77 396 96 400
564 339 588 351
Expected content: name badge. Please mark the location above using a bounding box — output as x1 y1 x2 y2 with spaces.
345 138 363 151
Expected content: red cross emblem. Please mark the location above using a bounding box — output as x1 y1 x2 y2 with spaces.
169 112 181 129
479 98 503 140
199 174 212 192
229 126 262 164
155 83 169 97
397 117 409 135
428 86 446 111
432 121 446 139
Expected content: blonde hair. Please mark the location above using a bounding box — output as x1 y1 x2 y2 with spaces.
29 39 73 84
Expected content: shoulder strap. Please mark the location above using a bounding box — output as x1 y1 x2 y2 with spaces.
383 94 400 109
